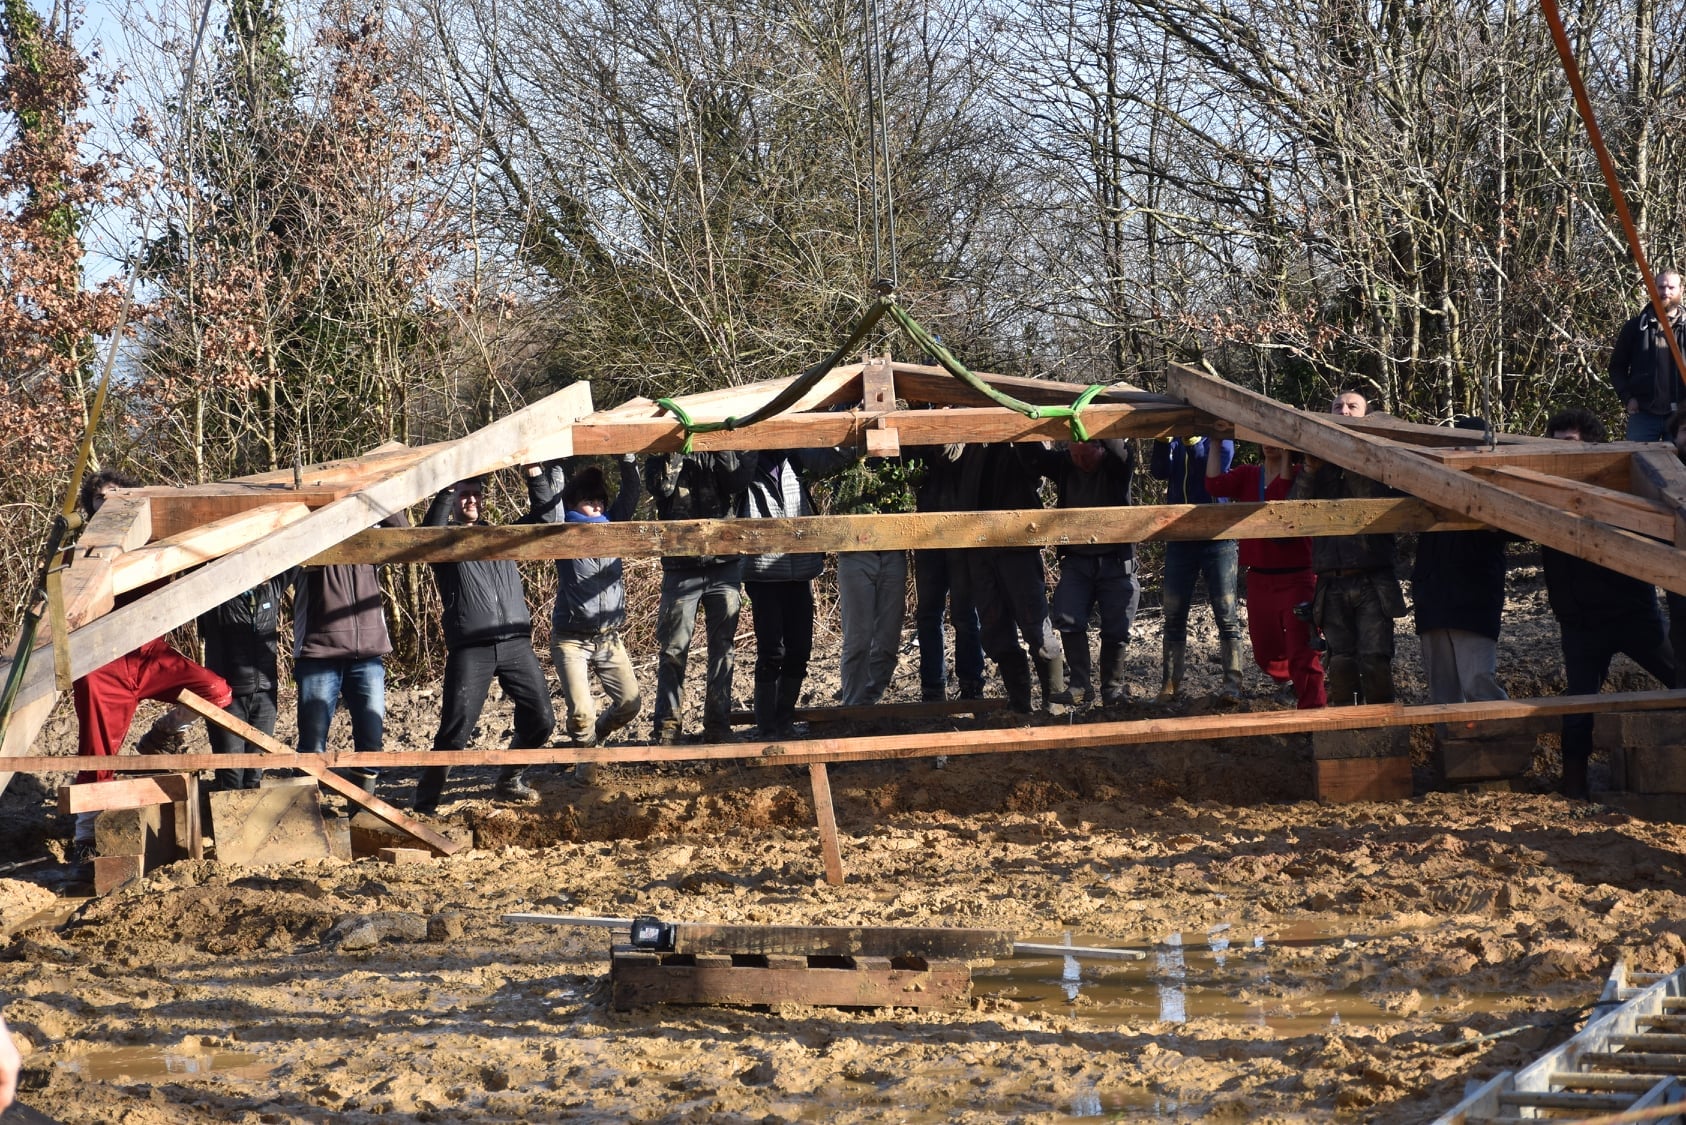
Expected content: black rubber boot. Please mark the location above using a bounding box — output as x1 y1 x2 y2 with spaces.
1061 632 1092 706
776 675 806 735
1001 653 1035 714
753 674 780 736
1099 641 1129 706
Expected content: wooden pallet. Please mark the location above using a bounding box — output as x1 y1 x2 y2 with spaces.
1435 962 1686 1123
610 945 972 1012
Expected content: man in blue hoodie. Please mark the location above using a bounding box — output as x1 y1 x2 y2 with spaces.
549 457 643 752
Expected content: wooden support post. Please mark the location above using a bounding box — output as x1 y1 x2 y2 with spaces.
808 762 845 886
173 689 464 857
181 772 202 861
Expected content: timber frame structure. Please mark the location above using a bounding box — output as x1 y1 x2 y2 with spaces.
7 357 1686 880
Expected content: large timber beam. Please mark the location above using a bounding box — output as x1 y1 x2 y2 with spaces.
1167 364 1686 595
0 382 595 789
309 499 1479 565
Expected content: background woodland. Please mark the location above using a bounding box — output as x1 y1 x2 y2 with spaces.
0 0 1679 670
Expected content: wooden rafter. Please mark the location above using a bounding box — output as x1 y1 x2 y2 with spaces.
1168 364 1686 594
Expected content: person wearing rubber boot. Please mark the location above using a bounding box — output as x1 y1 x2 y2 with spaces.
953 442 1071 714
1289 390 1405 707
411 467 557 813
1149 434 1243 703
740 447 855 736
1040 439 1139 708
909 442 986 702
547 459 643 772
645 450 756 744
1204 439 1326 709
1542 408 1675 799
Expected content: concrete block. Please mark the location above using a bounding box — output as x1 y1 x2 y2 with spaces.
1595 790 1686 825
377 847 433 865
1436 737 1537 782
94 805 178 870
94 854 142 895
1618 744 1686 794
210 778 332 867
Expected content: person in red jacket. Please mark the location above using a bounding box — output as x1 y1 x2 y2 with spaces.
1204 442 1326 708
70 471 233 863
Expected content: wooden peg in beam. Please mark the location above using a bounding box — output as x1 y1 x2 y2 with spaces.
865 420 901 458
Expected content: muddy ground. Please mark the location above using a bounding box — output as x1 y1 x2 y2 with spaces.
2 549 1684 1123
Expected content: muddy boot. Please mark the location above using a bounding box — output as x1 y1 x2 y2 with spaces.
495 766 535 802
958 679 984 700
1561 749 1590 801
651 719 682 746
1099 641 1129 707
1217 635 1244 701
752 673 780 737
1157 641 1185 703
1324 654 1360 708
1000 652 1035 714
776 675 807 736
1038 654 1072 709
413 766 449 814
1060 632 1092 707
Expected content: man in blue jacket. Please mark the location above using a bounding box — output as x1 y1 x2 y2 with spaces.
412 467 557 813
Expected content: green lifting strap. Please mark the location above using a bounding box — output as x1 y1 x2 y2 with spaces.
657 295 895 452
885 302 1108 444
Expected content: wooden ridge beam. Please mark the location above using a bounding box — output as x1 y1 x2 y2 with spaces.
308 498 1481 564
231 440 426 487
9 688 1681 774
0 381 595 790
889 362 1178 408
568 401 1194 455
1414 445 1638 488
1167 364 1686 595
134 483 349 540
596 365 865 422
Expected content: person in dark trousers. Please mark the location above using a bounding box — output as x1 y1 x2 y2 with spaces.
954 442 1070 713
548 457 643 757
739 448 854 736
1205 441 1326 709
1610 270 1686 442
1289 390 1406 706
1665 406 1686 684
910 443 985 701
1042 439 1139 707
1149 435 1243 702
412 467 558 813
199 572 295 792
1410 417 1510 706
646 450 756 744
1542 407 1676 798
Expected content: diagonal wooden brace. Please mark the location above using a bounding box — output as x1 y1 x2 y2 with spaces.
174 689 463 857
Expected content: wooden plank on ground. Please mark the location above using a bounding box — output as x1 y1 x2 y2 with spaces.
174 689 464 857
808 763 845 886
310 498 1480 565
727 697 1008 725
111 503 312 594
0 381 595 795
209 778 332 866
58 774 189 814
1166 364 1686 594
610 947 971 1011
668 923 1014 958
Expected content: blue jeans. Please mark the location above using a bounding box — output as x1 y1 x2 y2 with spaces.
295 656 386 755
1626 411 1670 442
1160 539 1241 687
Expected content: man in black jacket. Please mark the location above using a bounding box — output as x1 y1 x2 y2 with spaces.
1542 407 1676 798
645 451 755 743
199 573 294 791
1610 271 1686 442
412 467 558 813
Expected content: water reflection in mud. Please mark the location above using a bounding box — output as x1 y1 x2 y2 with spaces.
977 917 1443 1033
